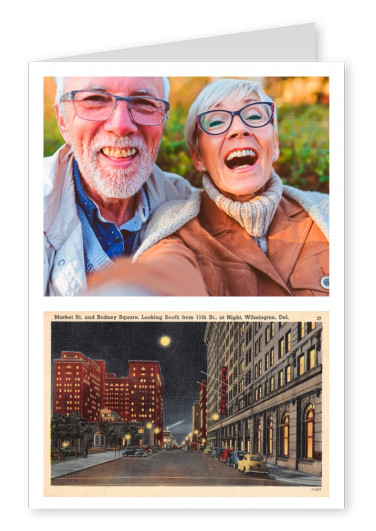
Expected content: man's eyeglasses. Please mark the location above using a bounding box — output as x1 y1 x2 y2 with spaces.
60 90 170 126
195 102 275 135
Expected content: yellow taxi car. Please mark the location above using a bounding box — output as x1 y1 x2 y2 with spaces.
237 454 268 475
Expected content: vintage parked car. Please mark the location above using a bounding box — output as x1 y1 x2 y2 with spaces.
237 454 268 474
227 450 247 469
219 449 234 463
121 446 148 457
212 447 225 459
150 445 161 453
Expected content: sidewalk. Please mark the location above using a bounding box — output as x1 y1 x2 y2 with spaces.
266 463 321 486
51 451 122 479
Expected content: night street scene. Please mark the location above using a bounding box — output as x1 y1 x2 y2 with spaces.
50 319 324 490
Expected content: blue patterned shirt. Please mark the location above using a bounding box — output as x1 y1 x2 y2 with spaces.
73 160 150 259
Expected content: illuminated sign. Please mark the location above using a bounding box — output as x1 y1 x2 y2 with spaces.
221 366 227 414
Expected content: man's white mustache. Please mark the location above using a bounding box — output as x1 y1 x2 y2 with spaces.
90 135 146 153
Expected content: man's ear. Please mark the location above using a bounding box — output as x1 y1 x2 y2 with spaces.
190 146 205 172
55 103 72 145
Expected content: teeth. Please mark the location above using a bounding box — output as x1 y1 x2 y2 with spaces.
102 147 137 158
226 149 256 161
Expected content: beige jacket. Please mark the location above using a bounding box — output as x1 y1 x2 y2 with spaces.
44 144 198 296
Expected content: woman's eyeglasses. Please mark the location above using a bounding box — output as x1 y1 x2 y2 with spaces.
196 102 274 135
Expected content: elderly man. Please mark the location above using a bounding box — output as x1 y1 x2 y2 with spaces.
44 76 196 295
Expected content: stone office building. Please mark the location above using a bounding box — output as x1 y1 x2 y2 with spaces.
204 320 323 476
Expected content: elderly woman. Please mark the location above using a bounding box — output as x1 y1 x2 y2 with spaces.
88 78 329 296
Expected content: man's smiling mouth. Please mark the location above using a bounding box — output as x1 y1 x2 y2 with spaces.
101 147 138 158
225 148 258 169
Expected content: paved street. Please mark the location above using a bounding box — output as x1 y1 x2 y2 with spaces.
51 449 302 487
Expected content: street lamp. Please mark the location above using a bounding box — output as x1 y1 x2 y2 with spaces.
154 427 161 447
125 433 131 447
211 412 223 447
194 429 199 449
146 422 153 445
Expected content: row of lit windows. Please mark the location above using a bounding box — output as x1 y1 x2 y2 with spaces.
226 323 318 371
216 405 315 460
225 348 317 408
254 348 316 401
265 406 315 459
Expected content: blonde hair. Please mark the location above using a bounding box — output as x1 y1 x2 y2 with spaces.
185 78 278 154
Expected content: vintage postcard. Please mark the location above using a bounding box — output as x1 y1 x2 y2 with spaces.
42 311 334 507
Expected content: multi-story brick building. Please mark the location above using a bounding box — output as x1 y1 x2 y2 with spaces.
204 321 323 476
53 351 106 422
53 354 164 443
104 374 130 421
128 361 164 443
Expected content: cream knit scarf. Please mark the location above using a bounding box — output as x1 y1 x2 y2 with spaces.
202 170 283 253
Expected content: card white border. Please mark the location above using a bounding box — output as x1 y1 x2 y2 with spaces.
28 61 344 509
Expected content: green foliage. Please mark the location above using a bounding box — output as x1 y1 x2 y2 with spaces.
51 412 88 457
127 423 143 446
101 422 116 445
157 107 200 187
44 115 65 157
275 104 329 193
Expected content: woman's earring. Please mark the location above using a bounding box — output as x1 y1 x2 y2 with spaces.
201 166 206 172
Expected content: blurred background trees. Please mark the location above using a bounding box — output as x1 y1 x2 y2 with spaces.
44 76 329 193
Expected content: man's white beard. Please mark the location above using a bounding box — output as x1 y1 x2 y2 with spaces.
70 133 159 199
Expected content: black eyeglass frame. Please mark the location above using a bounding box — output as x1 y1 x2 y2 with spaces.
195 101 275 135
60 89 170 125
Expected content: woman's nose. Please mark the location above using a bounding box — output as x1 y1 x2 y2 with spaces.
104 100 138 136
226 114 252 139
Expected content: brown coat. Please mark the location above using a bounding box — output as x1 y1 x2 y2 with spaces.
87 192 329 296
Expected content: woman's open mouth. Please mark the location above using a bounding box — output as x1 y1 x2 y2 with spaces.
225 148 259 170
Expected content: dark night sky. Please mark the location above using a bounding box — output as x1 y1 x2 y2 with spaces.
51 322 207 444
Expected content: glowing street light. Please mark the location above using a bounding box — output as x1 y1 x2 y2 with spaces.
210 412 223 447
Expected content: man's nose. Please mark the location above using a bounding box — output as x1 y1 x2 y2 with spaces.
226 115 252 139
103 100 138 136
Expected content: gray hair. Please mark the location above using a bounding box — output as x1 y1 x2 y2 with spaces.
185 78 278 154
54 76 170 104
